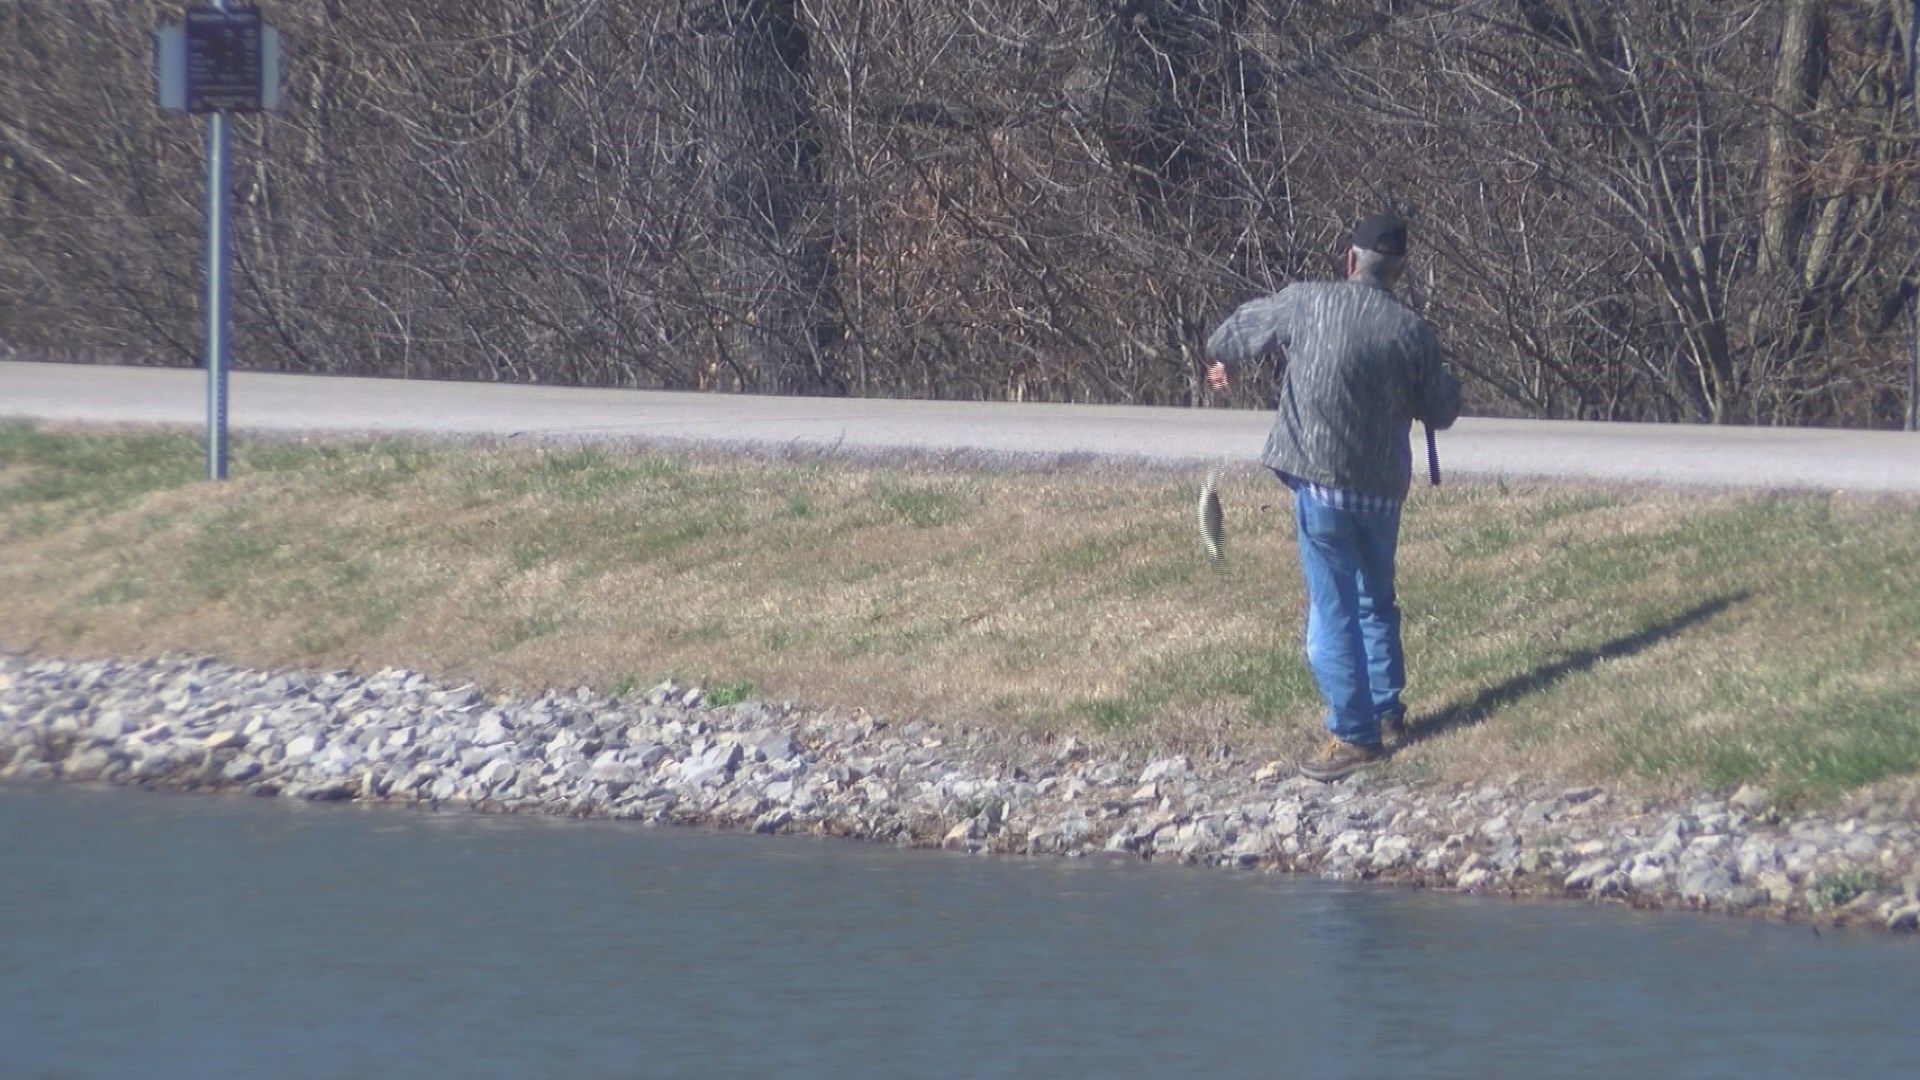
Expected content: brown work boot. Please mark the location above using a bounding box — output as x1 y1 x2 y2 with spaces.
1378 704 1408 743
1299 736 1385 783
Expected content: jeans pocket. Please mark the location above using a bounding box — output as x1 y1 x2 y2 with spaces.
1297 497 1346 545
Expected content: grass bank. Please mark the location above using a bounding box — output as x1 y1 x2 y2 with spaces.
3 421 1916 804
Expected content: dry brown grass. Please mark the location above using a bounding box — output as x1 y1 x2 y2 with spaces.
4 422 1918 803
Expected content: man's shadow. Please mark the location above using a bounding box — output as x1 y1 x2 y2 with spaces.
1401 591 1751 747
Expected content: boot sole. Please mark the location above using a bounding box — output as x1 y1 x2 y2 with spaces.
1299 754 1383 783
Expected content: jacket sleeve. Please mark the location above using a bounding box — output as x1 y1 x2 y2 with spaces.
1409 321 1463 430
1206 291 1291 376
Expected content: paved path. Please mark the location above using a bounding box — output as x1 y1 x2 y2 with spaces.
5 360 1917 493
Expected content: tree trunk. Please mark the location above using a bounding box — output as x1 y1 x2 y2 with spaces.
697 0 845 396
1762 1 1827 271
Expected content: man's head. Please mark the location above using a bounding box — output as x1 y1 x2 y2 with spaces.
1346 213 1408 285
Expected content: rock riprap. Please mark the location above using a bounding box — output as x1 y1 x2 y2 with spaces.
4 652 1918 933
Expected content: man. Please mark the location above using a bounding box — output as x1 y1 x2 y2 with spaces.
1205 214 1462 782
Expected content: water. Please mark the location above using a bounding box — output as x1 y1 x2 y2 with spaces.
3 786 1914 1079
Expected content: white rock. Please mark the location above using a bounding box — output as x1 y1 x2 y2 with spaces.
678 760 729 788
1628 862 1668 891
204 729 246 751
587 759 642 786
285 733 325 762
944 818 983 847
63 747 114 780
1139 756 1192 784
473 714 512 745
90 711 134 741
748 730 799 762
753 808 793 834
1371 835 1415 869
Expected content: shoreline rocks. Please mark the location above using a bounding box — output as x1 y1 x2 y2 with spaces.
3 650 1918 935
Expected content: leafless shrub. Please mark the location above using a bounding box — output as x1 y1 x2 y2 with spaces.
1 0 1914 425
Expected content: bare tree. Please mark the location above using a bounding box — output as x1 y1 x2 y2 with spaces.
2 0 1915 426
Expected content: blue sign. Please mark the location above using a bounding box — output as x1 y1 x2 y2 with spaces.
155 5 281 115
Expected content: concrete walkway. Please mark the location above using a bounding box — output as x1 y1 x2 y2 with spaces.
5 360 1917 493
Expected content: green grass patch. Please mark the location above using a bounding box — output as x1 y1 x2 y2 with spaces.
707 680 755 708
1810 868 1891 911
870 478 973 527
3 421 1918 803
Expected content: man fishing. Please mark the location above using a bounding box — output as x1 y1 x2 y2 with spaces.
1204 214 1463 782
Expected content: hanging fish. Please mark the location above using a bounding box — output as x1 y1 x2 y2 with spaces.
1198 469 1225 566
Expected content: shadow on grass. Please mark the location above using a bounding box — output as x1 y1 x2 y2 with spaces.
1403 591 1751 747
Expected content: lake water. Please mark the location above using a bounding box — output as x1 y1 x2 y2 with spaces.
3 785 1915 1078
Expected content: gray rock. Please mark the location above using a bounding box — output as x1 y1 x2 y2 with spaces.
1842 835 1878 859
1519 800 1557 827
1565 857 1615 890
1028 814 1093 854
90 711 135 742
475 758 517 790
10 650 1920 935
747 730 799 763
8 759 54 782
134 722 175 745
1679 865 1734 904
1596 870 1631 897
1517 847 1561 876
473 713 512 746
1628 857 1674 891
678 756 734 789
284 732 325 762
63 747 114 781
204 728 247 752
752 808 793 835
629 742 670 769
1224 830 1275 867
1139 756 1192 785
1369 834 1414 870
587 758 643 788
944 817 984 848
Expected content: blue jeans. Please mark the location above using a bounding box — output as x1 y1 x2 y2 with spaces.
1292 489 1404 749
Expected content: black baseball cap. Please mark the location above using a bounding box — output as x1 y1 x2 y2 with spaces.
1352 214 1408 256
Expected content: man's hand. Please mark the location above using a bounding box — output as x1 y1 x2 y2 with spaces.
1206 362 1230 392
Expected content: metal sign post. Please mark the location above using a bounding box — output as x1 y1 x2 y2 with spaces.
155 3 281 479
203 109 232 478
